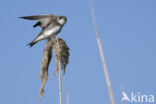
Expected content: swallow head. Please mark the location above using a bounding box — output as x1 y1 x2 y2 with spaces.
57 16 67 26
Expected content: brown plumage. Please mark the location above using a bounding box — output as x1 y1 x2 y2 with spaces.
19 14 58 28
20 14 67 47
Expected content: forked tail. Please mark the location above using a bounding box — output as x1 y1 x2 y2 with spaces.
27 41 37 47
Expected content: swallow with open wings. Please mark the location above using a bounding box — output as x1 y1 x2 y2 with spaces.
20 14 67 47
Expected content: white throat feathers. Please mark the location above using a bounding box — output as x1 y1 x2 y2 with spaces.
57 18 66 25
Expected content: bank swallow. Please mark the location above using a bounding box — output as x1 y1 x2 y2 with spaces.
20 14 67 47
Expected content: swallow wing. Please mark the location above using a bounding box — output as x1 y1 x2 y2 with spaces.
20 14 58 28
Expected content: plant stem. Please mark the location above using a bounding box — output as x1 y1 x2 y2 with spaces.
59 60 62 104
57 38 62 104
89 0 115 104
59 61 62 104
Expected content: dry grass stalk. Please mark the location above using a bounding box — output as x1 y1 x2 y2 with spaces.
58 58 62 104
40 37 54 100
39 36 70 101
53 38 70 104
89 0 115 104
55 39 62 104
53 38 70 76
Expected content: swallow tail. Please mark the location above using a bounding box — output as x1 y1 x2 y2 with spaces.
27 41 37 47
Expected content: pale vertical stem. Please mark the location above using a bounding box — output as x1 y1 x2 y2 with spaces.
57 39 62 104
59 60 62 104
89 0 115 104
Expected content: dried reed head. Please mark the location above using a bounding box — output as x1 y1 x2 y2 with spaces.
53 38 70 76
40 37 54 100
39 36 70 100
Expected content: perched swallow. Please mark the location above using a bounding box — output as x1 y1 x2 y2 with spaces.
20 14 67 47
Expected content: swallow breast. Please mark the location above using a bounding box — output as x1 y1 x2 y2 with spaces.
44 26 61 37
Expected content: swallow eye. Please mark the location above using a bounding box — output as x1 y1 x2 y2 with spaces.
59 17 62 19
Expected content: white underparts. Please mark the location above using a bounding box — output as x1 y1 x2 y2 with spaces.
36 26 61 41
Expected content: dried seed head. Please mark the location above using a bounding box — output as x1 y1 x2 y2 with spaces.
39 36 70 100
53 38 70 76
40 37 54 100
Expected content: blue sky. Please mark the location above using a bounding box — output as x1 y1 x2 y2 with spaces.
0 0 156 104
